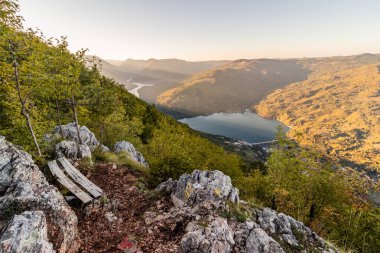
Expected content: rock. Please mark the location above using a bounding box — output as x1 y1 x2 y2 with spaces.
100 145 110 152
0 211 55 253
245 228 285 253
53 122 99 150
117 237 138 253
256 208 325 248
114 141 149 167
55 140 91 160
0 137 80 253
157 170 239 208
105 211 118 223
151 170 338 253
78 144 91 159
180 216 235 253
155 178 177 194
56 140 78 159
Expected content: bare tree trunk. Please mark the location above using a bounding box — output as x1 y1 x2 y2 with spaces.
70 94 83 144
12 56 42 156
55 96 64 138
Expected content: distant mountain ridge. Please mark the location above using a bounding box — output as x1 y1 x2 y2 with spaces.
157 58 310 116
96 57 229 103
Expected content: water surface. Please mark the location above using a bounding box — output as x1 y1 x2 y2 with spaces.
179 111 289 143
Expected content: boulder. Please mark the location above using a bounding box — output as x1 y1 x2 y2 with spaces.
78 144 91 159
0 211 55 253
157 170 239 208
53 122 99 150
180 216 235 253
255 208 332 251
114 141 148 167
100 144 110 152
0 136 80 253
55 141 91 160
55 140 78 159
245 228 285 253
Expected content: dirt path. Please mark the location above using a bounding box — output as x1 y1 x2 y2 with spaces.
74 163 181 252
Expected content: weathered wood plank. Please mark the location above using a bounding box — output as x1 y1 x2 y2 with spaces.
48 160 93 204
58 157 103 198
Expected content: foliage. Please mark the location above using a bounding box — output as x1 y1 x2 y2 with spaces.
0 0 242 185
237 127 380 253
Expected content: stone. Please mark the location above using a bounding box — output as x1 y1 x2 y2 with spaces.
0 137 80 253
155 178 177 194
105 211 118 223
157 170 239 208
100 145 110 152
114 141 149 167
55 141 91 160
180 216 235 253
53 122 99 150
56 140 78 159
245 228 284 253
78 144 91 159
0 211 55 253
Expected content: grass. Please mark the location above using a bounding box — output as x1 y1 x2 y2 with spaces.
92 149 150 175
220 201 252 222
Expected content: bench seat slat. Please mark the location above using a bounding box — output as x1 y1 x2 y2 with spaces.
48 160 93 204
58 157 103 198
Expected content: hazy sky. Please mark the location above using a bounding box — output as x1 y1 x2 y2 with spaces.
19 0 380 61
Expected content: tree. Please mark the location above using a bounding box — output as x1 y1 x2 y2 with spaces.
1 2 44 155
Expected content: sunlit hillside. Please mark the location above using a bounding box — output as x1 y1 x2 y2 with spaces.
157 59 310 116
256 54 380 172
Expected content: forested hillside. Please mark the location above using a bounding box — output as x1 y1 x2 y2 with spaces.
0 1 379 252
0 1 243 182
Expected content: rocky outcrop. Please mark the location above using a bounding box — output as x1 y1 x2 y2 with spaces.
114 141 149 167
149 170 337 253
53 122 99 151
162 170 239 207
0 211 54 253
55 140 91 160
0 136 79 253
180 216 235 253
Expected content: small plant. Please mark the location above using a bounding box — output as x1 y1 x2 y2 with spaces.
100 195 110 205
197 218 209 228
78 156 94 172
3 201 22 220
220 201 252 222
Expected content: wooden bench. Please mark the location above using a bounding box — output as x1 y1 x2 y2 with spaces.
48 158 103 204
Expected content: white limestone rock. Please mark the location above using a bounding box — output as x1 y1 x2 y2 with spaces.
0 211 55 253
114 141 148 167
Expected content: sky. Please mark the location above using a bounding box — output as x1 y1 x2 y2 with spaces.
18 0 380 61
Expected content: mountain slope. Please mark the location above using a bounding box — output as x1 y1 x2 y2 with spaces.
157 59 310 116
98 58 228 103
256 54 380 171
